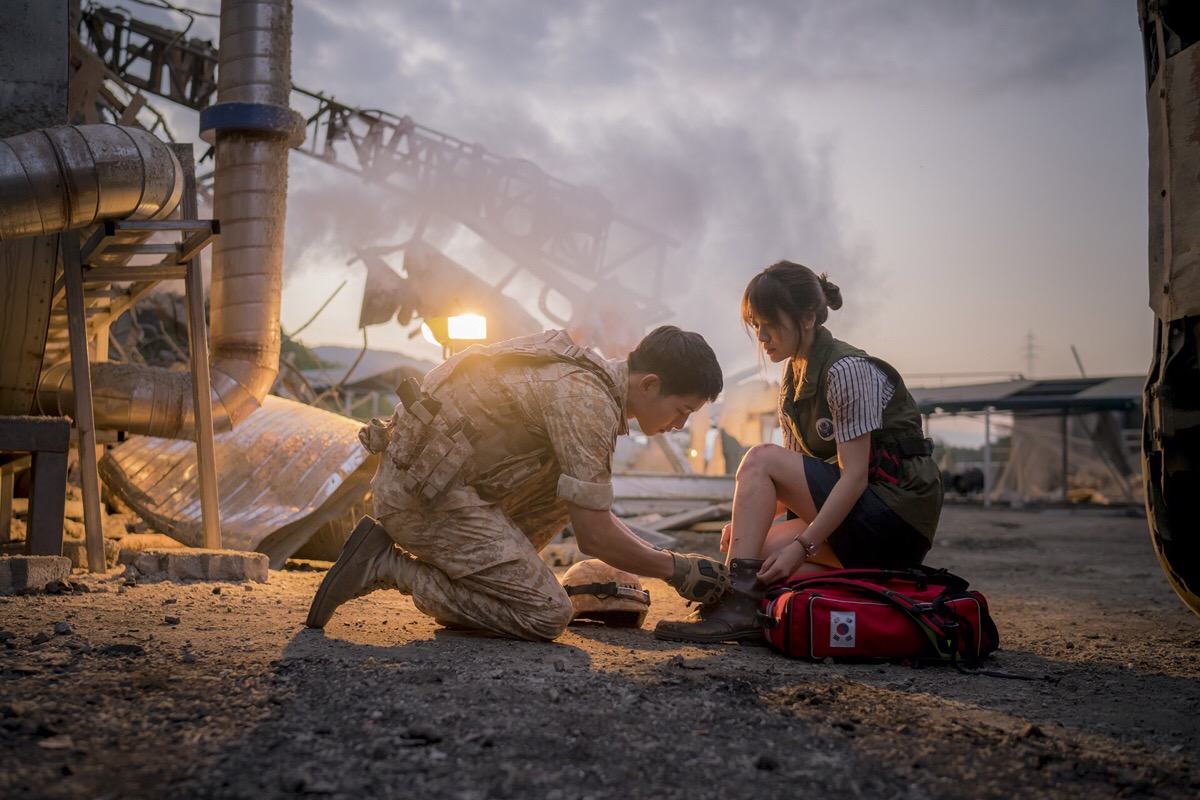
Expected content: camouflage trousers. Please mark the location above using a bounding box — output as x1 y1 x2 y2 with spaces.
375 489 574 642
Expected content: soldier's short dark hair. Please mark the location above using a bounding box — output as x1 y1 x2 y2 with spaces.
629 325 723 401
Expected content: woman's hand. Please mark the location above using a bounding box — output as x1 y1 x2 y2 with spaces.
719 522 732 553
757 540 806 585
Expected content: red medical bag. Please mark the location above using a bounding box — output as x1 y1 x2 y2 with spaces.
758 567 999 663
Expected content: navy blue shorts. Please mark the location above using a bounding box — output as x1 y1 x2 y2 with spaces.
802 456 930 568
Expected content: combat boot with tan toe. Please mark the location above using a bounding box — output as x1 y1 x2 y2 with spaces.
305 516 419 629
654 558 766 643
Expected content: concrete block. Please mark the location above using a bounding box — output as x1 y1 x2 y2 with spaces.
0 555 71 593
121 548 269 584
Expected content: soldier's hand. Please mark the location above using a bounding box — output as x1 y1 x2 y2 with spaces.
665 552 730 604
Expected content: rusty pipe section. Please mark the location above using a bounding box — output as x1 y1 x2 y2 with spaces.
32 0 299 437
0 125 182 240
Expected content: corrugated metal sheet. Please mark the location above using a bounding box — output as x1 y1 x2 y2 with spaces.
100 394 376 567
911 376 1143 415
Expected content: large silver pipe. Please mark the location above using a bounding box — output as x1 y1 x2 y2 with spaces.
26 0 297 437
201 0 296 430
0 125 182 240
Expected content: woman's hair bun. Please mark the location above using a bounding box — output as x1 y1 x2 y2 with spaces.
818 273 843 311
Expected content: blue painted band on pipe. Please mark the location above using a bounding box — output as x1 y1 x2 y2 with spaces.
199 102 304 145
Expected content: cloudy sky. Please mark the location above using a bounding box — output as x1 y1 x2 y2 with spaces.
142 0 1151 386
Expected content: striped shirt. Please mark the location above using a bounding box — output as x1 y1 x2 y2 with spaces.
826 357 895 443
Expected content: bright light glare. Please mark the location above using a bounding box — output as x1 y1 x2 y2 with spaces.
420 322 440 346
448 313 487 340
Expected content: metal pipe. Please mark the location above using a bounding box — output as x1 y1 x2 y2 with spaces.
20 0 298 438
0 125 181 240
200 0 297 430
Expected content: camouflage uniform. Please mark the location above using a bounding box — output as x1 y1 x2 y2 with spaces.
360 330 627 641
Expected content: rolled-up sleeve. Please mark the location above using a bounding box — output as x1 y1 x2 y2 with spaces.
556 474 614 510
539 372 620 511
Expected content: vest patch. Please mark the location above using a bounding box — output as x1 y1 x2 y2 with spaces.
815 417 836 441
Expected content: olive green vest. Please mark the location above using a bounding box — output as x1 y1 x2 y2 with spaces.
779 326 942 542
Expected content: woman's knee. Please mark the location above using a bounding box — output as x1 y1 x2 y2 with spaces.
736 443 782 480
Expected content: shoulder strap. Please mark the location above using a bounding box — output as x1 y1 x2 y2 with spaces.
776 566 971 594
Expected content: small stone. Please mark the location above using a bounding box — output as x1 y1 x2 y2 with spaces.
164 616 181 626
31 632 51 645
0 631 14 642
212 587 221 595
1020 723 1046 739
37 734 75 750
53 622 71 636
99 643 146 657
755 755 779 771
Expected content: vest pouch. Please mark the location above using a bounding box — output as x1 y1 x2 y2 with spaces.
358 416 395 455
387 413 431 473
474 452 549 502
400 421 476 505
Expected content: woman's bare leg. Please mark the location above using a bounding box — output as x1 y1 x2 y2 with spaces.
727 444 819 562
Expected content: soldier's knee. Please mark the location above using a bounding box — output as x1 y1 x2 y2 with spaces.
521 593 574 641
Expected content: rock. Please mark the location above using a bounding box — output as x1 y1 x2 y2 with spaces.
53 622 71 635
31 632 51 645
0 556 71 594
37 734 74 750
117 533 186 555
62 517 86 540
1020 723 1046 739
99 643 146 657
60 537 121 571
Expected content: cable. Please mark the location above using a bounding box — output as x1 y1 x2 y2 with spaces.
115 0 219 20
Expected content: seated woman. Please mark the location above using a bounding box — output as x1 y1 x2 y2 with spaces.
656 260 943 643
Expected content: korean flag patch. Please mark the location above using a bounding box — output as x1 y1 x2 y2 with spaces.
829 611 856 648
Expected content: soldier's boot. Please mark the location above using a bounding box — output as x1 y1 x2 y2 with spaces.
653 558 766 643
305 516 419 629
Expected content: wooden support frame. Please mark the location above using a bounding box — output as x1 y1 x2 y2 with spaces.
55 143 223 569
0 425 68 556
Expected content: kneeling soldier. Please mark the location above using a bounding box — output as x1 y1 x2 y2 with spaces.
306 325 728 641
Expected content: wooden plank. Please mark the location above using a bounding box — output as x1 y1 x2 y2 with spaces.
174 143 222 550
62 232 107 572
0 416 71 452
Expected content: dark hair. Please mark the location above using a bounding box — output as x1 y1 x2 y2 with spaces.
741 260 843 334
629 325 723 401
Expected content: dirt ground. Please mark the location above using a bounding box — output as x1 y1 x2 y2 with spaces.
1 503 1198 800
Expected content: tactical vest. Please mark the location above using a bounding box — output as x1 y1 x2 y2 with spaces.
779 326 942 542
360 330 622 506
